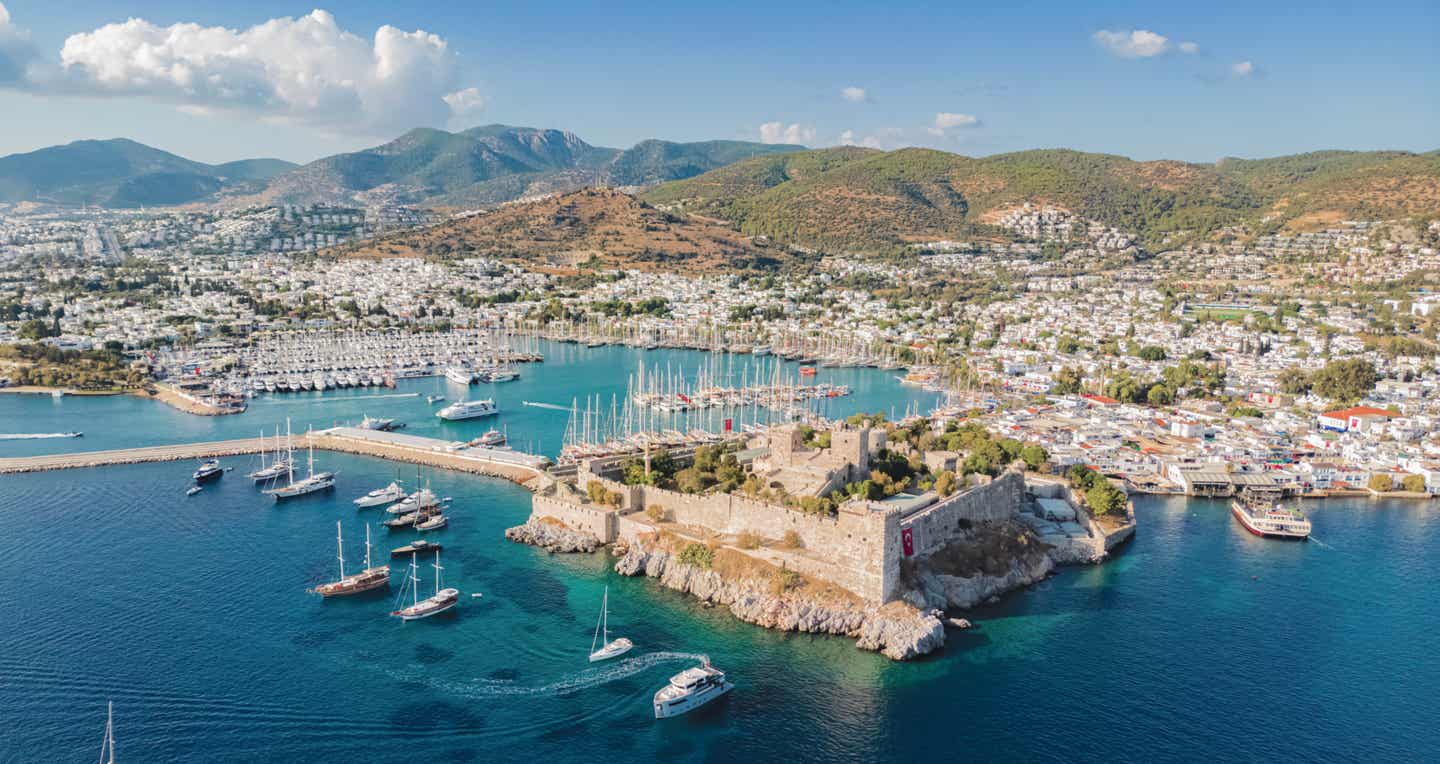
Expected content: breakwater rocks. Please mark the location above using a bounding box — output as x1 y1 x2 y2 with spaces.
614 546 945 660
505 520 602 553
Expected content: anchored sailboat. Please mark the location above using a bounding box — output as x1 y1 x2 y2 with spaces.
588 586 633 662
389 550 458 621
309 522 389 597
264 422 335 500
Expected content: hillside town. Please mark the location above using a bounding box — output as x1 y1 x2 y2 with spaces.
2 202 1437 498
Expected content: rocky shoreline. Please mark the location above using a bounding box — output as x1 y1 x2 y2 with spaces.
503 520 602 553
613 545 946 660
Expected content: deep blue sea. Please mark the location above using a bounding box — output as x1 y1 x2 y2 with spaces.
1 345 1436 761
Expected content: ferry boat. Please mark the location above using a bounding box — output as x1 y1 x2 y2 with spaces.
391 539 440 557
353 481 406 508
471 429 507 447
653 658 733 718
192 460 223 483
1231 496 1311 540
390 550 459 621
309 522 389 597
444 367 474 385
436 399 498 421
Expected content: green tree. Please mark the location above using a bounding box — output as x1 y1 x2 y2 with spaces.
1401 474 1427 493
1312 358 1377 405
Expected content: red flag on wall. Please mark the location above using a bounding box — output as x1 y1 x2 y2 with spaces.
724 418 732 433
901 528 914 557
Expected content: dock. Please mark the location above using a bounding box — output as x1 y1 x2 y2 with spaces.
0 427 550 488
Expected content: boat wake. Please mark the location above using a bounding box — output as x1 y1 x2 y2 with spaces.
0 432 81 440
520 401 570 411
255 392 421 405
387 651 707 698
1308 536 1336 551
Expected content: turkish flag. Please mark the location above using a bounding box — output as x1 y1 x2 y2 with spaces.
724 418 732 433
901 528 914 557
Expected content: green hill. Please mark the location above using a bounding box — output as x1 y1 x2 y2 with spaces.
642 147 1439 252
0 139 295 207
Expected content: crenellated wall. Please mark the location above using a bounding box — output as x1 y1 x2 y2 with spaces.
538 464 1025 604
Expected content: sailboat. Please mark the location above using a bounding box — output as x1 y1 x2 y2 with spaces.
389 550 459 621
588 586 633 662
246 427 291 483
309 522 389 597
98 700 115 764
264 424 335 500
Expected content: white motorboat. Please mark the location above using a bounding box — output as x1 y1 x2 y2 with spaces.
588 586 633 662
444 367 474 385
653 658 733 718
354 481 406 508
415 513 448 531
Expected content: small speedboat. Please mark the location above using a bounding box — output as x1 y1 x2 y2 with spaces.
426 395 446 405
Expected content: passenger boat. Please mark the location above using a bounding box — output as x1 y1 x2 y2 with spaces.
436 398 498 421
192 460 223 483
391 539 440 557
653 658 733 718
389 550 459 621
588 586 633 662
354 481 406 508
309 522 389 597
1231 496 1311 540
471 429 507 447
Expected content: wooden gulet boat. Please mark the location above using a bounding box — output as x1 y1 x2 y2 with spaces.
309 521 389 597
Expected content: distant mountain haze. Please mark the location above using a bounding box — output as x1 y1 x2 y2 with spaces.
0 139 296 207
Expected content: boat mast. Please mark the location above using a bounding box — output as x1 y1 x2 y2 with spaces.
433 549 443 596
335 520 346 580
99 700 114 764
364 524 373 570
410 552 420 607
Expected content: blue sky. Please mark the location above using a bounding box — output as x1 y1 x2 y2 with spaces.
1 0 1435 164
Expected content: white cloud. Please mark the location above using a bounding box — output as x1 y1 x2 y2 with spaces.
15 9 481 134
1230 60 1255 77
1178 41 1199 54
1093 29 1171 58
838 129 884 149
840 86 866 103
759 121 815 145
443 87 485 116
926 112 980 137
0 2 40 84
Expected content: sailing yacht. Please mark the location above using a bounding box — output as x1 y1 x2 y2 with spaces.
98 700 116 763
588 586 633 662
309 522 390 597
389 550 459 621
246 428 292 483
264 436 335 500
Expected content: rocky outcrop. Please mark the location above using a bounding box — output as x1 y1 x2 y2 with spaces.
504 521 600 553
902 550 1056 611
614 546 945 660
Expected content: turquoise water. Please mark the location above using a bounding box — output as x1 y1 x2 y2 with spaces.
0 342 940 458
1 346 1437 760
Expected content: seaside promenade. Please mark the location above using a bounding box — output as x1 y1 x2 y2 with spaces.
0 427 549 487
